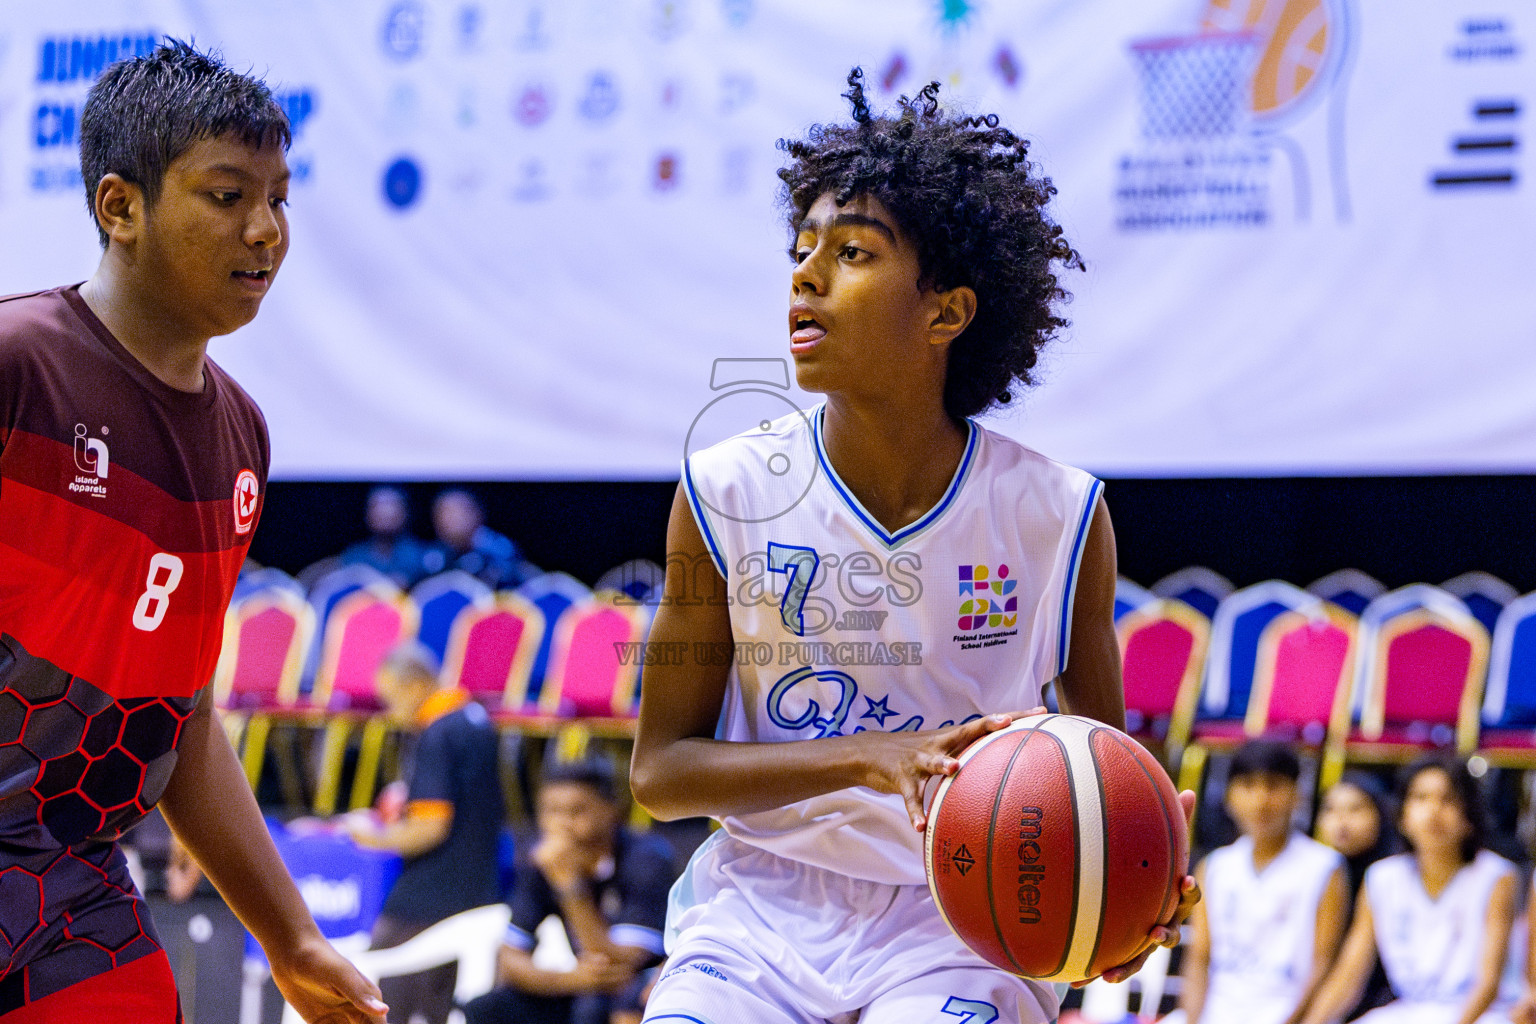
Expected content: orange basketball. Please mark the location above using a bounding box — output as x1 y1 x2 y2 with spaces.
924 714 1188 983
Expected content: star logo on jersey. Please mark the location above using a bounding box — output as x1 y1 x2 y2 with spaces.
861 694 898 726
233 469 260 535
951 843 976 876
958 564 1016 631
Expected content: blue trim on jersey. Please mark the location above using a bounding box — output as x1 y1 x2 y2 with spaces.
682 458 728 578
610 923 666 956
503 924 536 951
1056 478 1104 677
811 407 979 549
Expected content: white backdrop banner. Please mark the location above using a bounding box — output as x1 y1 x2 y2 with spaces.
0 0 1530 478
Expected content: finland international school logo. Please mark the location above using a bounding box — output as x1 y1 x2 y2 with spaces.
70 423 109 498
233 470 260 535
957 563 1016 632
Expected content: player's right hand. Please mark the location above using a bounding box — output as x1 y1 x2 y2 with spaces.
858 710 1036 833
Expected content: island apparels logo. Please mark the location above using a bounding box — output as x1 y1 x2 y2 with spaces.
1117 0 1356 230
70 423 109 498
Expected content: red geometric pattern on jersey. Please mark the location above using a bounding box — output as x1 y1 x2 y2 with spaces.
1 636 194 848
0 465 240 699
0 285 267 1006
0 843 170 1015
0 950 181 1023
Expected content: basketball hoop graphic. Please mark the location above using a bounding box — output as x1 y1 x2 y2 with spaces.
1117 0 1355 229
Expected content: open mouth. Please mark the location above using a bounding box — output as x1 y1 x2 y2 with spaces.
791 315 826 346
233 269 271 282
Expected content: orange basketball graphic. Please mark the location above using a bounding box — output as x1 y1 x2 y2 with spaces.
1201 0 1341 120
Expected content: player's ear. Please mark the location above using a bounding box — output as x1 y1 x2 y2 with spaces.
94 173 145 248
929 285 977 346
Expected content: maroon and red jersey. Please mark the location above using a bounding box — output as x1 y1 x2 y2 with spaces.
0 285 266 1012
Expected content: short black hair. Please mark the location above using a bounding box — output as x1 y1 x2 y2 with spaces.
1229 739 1302 782
777 68 1084 421
540 759 617 804
1396 753 1487 864
80 39 290 247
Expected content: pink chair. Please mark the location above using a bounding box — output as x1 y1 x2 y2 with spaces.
1116 599 1208 766
442 594 545 712
1322 600 1488 788
502 593 648 738
212 590 316 802
311 589 419 813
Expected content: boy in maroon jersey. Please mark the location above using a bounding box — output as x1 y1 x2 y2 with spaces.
0 42 387 1023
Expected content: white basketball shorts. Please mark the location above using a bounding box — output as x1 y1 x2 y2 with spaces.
644 831 1059 1024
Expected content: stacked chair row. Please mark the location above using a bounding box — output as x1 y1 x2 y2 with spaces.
1113 567 1536 798
212 560 664 812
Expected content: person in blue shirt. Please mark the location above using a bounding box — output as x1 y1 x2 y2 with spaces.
340 486 430 587
421 489 536 589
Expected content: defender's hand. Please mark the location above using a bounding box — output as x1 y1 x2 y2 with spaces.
269 933 387 1023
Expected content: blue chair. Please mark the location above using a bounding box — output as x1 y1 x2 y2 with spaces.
1307 569 1385 617
233 566 304 604
1114 577 1156 623
412 570 494 665
1478 591 1536 766
595 559 667 605
1442 571 1519 640
1151 566 1231 620
513 572 593 704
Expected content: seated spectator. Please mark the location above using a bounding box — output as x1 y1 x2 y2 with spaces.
422 488 536 589
464 760 674 1024
1176 740 1348 1024
1315 772 1397 1020
1302 755 1519 1024
339 642 504 1024
340 485 430 587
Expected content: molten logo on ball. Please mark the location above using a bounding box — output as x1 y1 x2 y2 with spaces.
1016 806 1044 924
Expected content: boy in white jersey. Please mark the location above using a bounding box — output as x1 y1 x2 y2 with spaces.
629 70 1197 1024
1302 755 1518 1024
1176 741 1347 1024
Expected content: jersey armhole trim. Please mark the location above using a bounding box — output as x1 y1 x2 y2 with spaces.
1056 478 1104 679
682 458 728 580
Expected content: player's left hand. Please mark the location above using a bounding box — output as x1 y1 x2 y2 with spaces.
269 932 389 1023
1070 789 1202 989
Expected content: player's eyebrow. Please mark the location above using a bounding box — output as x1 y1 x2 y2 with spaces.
796 212 897 242
203 164 292 184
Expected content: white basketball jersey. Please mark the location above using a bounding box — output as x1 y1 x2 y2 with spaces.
1366 850 1517 1006
683 406 1100 885
1200 833 1343 1024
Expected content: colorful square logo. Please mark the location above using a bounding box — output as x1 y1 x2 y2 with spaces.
957 564 1016 631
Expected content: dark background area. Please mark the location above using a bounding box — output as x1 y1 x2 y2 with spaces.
249 475 1536 592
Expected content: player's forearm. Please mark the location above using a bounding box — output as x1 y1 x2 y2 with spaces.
551 888 649 968
496 948 597 997
1178 957 1208 1023
352 814 450 859
158 694 322 952
1454 979 1502 1024
630 730 894 821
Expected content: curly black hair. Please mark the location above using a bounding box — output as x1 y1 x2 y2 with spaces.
777 69 1083 420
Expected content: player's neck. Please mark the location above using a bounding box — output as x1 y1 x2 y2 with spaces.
1414 847 1467 898
80 262 210 394
820 393 968 534
1248 830 1290 871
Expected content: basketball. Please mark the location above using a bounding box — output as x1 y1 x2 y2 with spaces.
924 714 1188 983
